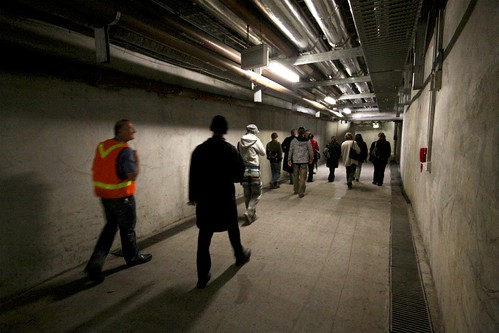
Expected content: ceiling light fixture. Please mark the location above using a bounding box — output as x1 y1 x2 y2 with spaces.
324 96 337 105
267 61 300 83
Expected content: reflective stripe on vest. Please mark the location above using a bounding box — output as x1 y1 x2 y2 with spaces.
92 139 136 198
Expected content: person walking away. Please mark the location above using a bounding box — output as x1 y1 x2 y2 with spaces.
354 133 368 181
324 136 341 182
307 133 320 182
340 132 361 189
238 124 266 224
189 115 251 289
281 129 297 184
266 132 283 189
85 119 152 283
369 132 392 186
288 127 313 197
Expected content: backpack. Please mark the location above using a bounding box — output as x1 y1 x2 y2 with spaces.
323 147 331 159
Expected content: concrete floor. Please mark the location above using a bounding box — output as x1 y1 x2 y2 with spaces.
1 164 400 333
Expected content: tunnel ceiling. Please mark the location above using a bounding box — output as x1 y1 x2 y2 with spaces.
0 0 424 121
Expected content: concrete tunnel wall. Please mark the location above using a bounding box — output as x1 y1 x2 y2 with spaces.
0 69 347 300
401 0 499 332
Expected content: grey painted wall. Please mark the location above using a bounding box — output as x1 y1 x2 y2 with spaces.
401 0 499 332
0 70 337 300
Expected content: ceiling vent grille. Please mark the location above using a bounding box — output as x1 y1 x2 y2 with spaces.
349 0 424 113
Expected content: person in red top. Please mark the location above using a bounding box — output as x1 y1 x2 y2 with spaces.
85 119 152 283
306 132 320 182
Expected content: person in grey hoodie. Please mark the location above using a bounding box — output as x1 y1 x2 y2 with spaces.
287 127 313 198
238 124 266 224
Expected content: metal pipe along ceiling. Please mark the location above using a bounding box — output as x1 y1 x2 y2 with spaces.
252 0 359 101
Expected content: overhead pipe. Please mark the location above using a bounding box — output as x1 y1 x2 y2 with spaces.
251 0 359 101
304 0 373 101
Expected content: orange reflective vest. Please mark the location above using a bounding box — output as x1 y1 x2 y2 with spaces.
92 138 136 198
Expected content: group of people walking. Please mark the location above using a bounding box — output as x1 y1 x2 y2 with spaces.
85 116 390 289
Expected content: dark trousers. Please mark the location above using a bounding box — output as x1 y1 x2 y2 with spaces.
87 196 139 270
328 166 336 181
197 223 244 280
373 162 387 185
346 164 357 185
307 163 315 181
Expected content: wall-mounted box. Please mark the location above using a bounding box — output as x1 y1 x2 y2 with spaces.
241 44 269 70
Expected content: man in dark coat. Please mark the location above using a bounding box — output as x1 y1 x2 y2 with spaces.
281 128 297 184
189 115 251 288
369 132 392 186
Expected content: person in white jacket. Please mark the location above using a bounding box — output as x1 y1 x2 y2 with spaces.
341 132 361 189
238 124 266 225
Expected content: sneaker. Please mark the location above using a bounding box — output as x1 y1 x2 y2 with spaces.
235 249 251 267
347 182 353 189
298 194 304 198
197 273 211 289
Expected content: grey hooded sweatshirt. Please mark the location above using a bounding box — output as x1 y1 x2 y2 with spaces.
238 133 266 167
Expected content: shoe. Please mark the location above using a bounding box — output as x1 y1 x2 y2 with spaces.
197 273 211 289
299 194 304 198
372 181 376 184
127 253 152 267
378 183 383 186
84 266 104 283
235 249 251 267
347 182 352 189
244 211 250 221
355 178 359 182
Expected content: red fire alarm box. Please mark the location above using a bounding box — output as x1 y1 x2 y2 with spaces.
419 147 428 163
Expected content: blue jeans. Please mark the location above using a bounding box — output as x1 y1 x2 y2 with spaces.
270 161 281 183
86 196 139 270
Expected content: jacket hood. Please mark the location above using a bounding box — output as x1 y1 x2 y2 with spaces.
240 133 259 148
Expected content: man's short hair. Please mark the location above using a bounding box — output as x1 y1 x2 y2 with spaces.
298 127 306 136
210 115 228 134
271 132 278 139
114 119 130 136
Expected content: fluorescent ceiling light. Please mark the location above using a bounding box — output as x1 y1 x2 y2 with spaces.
343 108 352 114
324 96 337 105
268 61 300 83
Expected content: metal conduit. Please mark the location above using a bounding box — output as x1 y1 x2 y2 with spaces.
304 0 373 101
13 0 333 113
252 0 359 101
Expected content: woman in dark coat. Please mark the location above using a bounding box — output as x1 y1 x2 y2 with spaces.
324 136 341 182
281 128 297 183
354 133 369 181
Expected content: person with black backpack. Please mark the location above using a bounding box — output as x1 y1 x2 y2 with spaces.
266 132 283 189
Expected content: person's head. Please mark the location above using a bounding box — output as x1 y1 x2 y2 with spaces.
344 132 353 140
298 127 306 137
271 132 278 140
114 119 136 142
210 115 228 135
378 132 386 140
291 128 297 136
305 129 311 138
246 124 259 135
330 135 337 143
309 133 314 139
355 133 363 142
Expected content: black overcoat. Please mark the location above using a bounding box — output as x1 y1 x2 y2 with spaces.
189 136 245 232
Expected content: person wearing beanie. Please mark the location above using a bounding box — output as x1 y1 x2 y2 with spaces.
189 115 251 288
238 123 266 224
